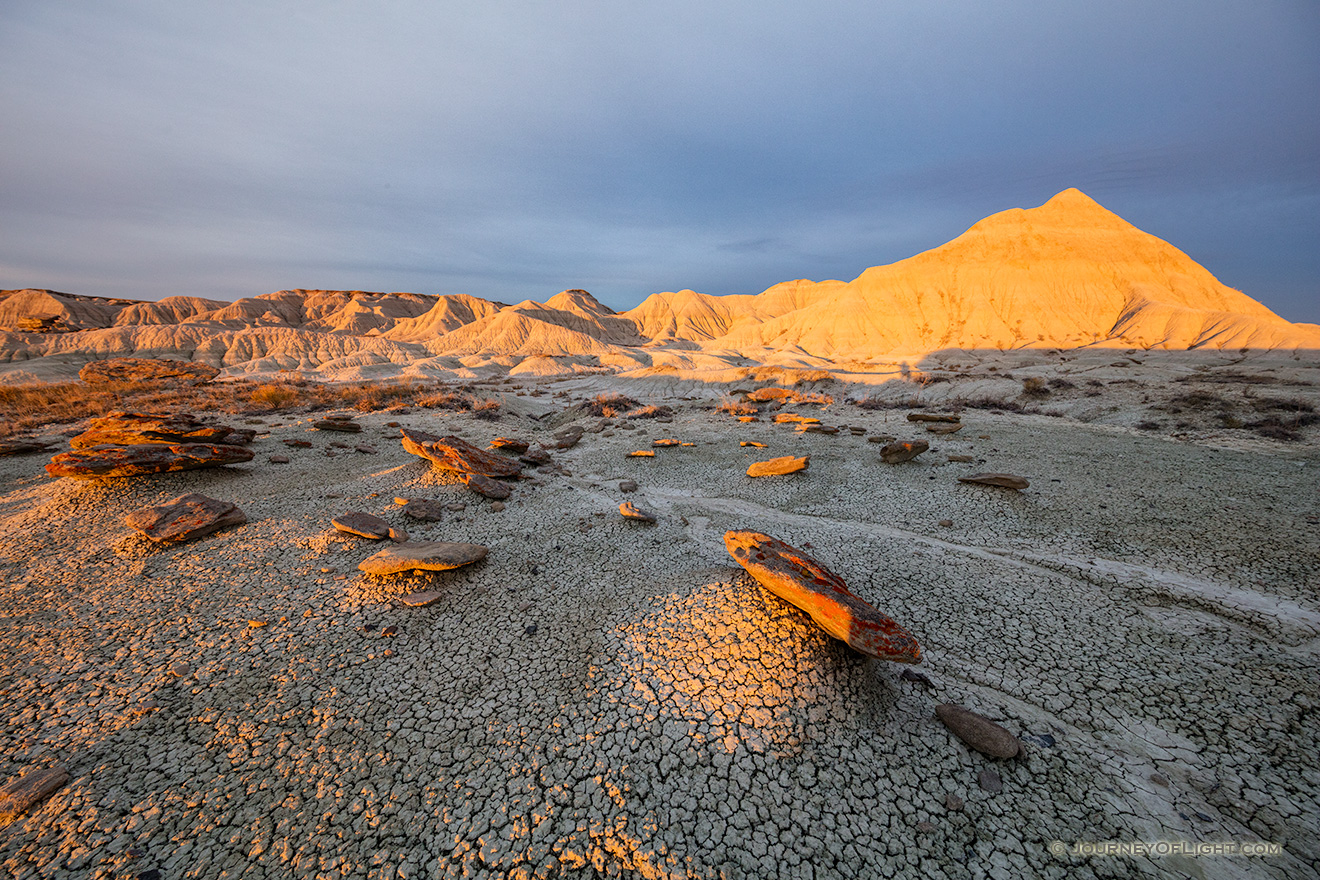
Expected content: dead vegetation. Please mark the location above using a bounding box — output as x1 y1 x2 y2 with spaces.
715 397 758 416
0 379 503 438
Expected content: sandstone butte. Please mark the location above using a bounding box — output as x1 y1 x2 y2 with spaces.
724 530 922 664
3 189 1317 385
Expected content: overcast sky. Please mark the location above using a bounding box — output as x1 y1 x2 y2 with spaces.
2 1 1316 322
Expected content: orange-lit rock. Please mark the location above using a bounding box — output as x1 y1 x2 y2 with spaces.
723 530 921 663
880 440 928 463
70 412 254 448
46 443 254 478
746 455 808 477
400 428 522 478
125 493 246 543
358 541 488 575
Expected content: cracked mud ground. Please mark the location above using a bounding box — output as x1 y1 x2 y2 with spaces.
1 398 1316 879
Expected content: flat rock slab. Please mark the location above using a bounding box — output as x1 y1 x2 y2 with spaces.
400 590 445 607
489 437 530 454
628 450 655 458
958 473 1030 490
935 704 1022 759
880 440 928 463
867 435 896 444
400 429 523 478
519 447 551 465
313 419 361 432
740 441 766 448
460 472 512 500
907 413 961 423
619 501 656 522
0 440 52 456
0 767 69 825
46 443 254 478
400 499 445 521
747 455 809 477
70 412 255 448
652 438 680 447
332 512 392 540
724 530 922 663
125 493 246 543
359 541 488 575
79 358 217 385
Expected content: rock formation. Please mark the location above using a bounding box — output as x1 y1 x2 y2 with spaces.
724 530 922 663
46 443 254 478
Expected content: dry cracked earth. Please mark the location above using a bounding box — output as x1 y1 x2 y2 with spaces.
0 387 1317 880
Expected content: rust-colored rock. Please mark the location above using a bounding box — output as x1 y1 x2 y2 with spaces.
746 455 809 477
740 441 766 448
332 512 392 540
46 443 254 478
489 437 530 454
519 447 551 466
399 498 445 521
313 418 361 433
935 704 1022 759
926 423 964 435
652 438 680 447
724 530 921 663
358 541 488 575
552 426 585 449
0 439 51 456
628 450 655 458
400 428 522 478
0 766 70 825
619 501 656 523
460 472 512 500
124 493 246 542
70 412 254 448
400 590 445 607
79 358 218 386
907 412 961 423
958 473 1030 490
880 440 928 463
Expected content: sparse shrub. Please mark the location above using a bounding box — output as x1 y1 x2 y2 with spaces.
249 383 301 410
716 397 758 416
624 404 673 419
586 392 639 418
1021 377 1050 397
469 398 502 420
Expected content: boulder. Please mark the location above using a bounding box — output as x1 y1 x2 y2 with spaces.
46 443 254 478
958 473 1030 490
460 472 512 500
619 501 656 523
124 493 246 543
880 440 928 463
907 413 961 423
358 541 488 575
79 358 218 386
935 704 1022 759
70 412 255 448
0 766 69 825
332 512 392 540
724 530 922 663
746 455 809 477
400 428 522 478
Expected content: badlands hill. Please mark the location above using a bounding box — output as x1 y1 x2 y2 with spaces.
2 189 1317 383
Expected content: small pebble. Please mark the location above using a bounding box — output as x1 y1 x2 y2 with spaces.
977 769 1003 793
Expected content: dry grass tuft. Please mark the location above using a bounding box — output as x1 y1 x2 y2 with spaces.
716 397 758 416
584 392 640 418
624 404 674 419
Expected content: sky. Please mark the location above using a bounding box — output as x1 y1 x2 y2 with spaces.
1 1 1317 323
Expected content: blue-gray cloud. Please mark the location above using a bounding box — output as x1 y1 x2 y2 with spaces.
1 0 1316 321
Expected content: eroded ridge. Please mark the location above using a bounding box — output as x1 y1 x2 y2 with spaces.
724 530 922 664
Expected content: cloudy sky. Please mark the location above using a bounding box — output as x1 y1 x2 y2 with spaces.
2 1 1317 321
